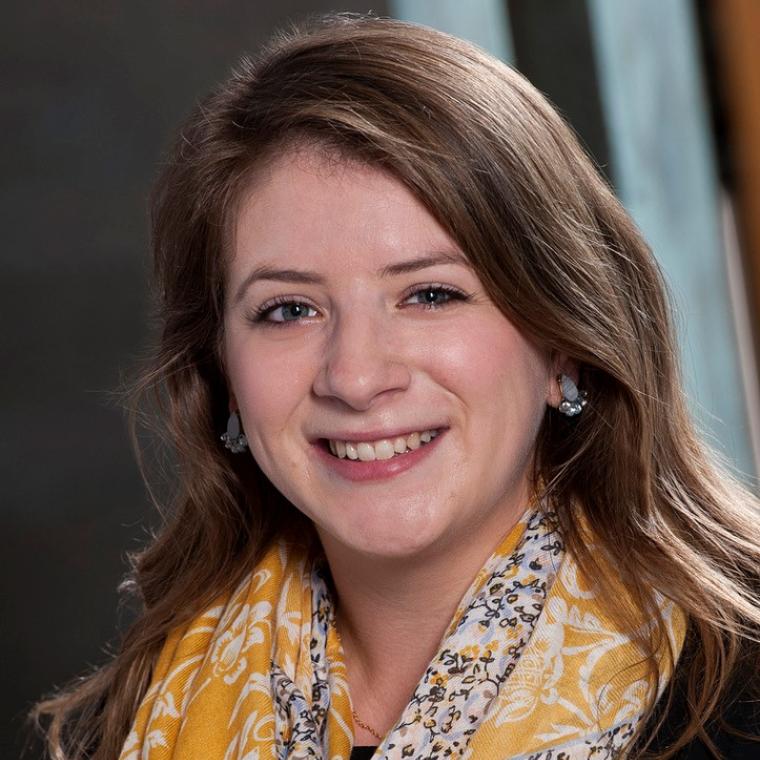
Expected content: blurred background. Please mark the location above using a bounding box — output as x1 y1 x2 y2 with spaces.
3 0 760 755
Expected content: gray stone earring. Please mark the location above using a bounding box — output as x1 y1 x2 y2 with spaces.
221 411 249 453
557 374 587 416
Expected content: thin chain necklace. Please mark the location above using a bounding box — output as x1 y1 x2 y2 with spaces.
352 710 383 742
330 613 383 743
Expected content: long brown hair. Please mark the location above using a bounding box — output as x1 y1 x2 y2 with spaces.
33 13 760 758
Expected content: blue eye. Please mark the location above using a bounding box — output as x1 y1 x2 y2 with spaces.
250 284 469 328
254 300 318 324
404 285 467 309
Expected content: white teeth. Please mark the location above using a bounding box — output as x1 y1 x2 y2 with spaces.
374 440 395 460
357 442 376 462
325 429 440 459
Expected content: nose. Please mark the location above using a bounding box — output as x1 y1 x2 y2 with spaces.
312 311 412 411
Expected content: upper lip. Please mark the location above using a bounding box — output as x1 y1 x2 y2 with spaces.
311 425 447 443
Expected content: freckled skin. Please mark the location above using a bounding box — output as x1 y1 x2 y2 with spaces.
223 148 562 564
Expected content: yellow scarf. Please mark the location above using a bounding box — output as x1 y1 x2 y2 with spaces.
121 508 686 759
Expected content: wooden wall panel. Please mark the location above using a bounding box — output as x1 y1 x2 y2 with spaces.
710 0 760 343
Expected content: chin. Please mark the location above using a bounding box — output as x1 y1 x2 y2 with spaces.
339 513 452 559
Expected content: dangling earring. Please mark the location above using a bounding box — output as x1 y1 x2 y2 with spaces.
221 410 248 453
556 374 587 416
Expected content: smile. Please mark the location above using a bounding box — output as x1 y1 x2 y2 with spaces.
326 429 440 460
313 428 447 482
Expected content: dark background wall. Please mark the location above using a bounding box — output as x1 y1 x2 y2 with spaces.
1 4 387 756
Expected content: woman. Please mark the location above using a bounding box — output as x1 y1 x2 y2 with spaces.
35 14 760 760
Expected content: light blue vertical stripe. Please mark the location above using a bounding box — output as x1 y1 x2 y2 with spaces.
587 0 755 477
389 0 514 63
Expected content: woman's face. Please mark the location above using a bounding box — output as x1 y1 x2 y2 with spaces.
224 148 561 561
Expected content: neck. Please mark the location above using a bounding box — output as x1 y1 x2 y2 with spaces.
317 486 531 737
329 541 470 674
326 530 500 741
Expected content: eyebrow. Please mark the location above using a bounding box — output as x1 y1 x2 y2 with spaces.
232 251 469 304
377 251 468 277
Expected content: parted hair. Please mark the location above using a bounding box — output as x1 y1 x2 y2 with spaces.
33 13 760 759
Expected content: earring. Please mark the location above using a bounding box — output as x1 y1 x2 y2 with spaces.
221 411 248 453
557 374 587 416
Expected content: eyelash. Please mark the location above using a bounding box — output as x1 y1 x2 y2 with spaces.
249 284 471 327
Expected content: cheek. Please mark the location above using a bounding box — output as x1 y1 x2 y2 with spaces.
437 320 550 458
223 332 312 449
435 318 549 404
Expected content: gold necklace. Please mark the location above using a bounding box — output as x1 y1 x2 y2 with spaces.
330 614 383 742
352 709 383 742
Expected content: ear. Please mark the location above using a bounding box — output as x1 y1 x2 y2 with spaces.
228 391 238 414
546 353 580 408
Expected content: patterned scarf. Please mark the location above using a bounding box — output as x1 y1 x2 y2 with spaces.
120 508 686 759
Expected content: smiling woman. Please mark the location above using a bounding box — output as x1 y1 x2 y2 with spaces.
34 13 760 760
224 153 553 562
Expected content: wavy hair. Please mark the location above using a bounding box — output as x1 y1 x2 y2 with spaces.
33 13 760 759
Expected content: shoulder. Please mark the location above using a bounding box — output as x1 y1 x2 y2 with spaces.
642 639 760 758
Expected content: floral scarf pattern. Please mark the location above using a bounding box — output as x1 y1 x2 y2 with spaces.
120 507 686 759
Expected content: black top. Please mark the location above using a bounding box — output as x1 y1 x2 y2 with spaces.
350 748 376 760
348 640 760 759
635 637 760 758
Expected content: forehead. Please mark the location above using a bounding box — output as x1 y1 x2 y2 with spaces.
229 147 459 276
